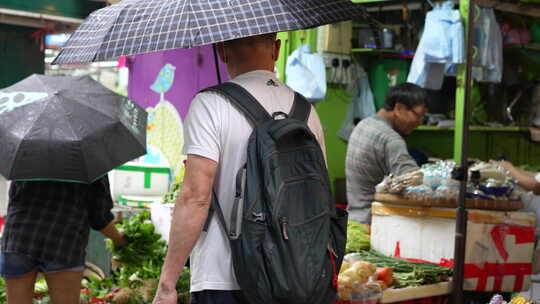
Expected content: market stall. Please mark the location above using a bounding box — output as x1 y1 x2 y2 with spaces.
331 161 537 304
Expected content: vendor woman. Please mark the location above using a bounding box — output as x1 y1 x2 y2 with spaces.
495 160 540 195
345 83 428 224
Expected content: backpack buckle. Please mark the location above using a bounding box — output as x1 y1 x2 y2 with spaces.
271 111 288 120
252 212 266 223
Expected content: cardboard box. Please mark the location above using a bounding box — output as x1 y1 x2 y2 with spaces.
371 202 536 292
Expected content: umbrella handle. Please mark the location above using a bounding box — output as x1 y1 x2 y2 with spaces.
213 44 222 84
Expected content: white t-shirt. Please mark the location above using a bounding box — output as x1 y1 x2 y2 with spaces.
182 70 326 292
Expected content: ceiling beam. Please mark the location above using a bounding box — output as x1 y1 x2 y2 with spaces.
475 0 540 18
0 8 83 30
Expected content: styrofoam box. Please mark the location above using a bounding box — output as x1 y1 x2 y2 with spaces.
371 202 536 292
109 162 171 200
150 203 174 243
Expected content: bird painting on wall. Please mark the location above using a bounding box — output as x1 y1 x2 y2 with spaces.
150 63 176 103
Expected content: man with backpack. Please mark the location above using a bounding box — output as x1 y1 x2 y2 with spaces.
154 33 346 304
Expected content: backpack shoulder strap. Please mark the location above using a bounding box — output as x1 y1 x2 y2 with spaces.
202 82 271 126
289 92 311 123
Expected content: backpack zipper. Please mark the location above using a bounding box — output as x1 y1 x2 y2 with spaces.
280 217 289 240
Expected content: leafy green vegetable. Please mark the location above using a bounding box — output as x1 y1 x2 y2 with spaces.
346 221 370 253
81 276 119 302
0 278 6 303
108 210 167 267
34 277 48 295
106 210 191 299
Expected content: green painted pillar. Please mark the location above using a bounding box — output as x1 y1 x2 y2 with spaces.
453 1 473 163
276 29 318 83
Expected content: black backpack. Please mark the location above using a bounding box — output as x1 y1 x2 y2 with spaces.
202 82 348 304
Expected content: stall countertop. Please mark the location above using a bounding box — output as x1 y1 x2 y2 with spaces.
416 125 529 132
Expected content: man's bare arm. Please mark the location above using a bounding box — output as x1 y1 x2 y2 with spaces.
153 154 218 303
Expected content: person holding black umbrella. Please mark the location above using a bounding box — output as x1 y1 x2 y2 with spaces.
0 74 148 304
0 176 127 304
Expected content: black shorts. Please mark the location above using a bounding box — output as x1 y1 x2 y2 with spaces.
190 290 248 304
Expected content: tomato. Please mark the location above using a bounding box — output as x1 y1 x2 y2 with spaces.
376 266 394 286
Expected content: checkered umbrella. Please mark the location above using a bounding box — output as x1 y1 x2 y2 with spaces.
53 0 368 64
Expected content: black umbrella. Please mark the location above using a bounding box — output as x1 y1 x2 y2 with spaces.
52 0 369 64
0 74 147 183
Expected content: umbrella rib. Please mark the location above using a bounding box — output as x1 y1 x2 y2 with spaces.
7 93 53 179
71 94 120 121
56 95 115 182
58 95 117 140
56 98 90 181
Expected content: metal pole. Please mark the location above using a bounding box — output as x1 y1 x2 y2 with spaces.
451 0 475 303
212 44 222 84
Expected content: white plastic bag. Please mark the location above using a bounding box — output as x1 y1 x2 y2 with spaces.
286 44 327 103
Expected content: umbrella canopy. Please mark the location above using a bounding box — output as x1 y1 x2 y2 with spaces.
53 0 369 64
0 74 147 183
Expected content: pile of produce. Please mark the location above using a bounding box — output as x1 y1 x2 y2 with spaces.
377 160 525 202
336 249 453 302
87 210 190 304
345 221 370 253
489 294 534 304
348 250 452 288
337 259 382 302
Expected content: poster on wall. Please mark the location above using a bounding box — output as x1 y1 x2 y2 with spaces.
127 45 228 182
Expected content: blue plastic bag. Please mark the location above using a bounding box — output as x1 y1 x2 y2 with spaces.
337 66 375 141
286 44 327 103
407 1 464 89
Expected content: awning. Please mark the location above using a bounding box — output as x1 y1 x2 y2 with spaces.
0 7 83 30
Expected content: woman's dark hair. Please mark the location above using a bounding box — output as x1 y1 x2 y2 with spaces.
383 83 428 111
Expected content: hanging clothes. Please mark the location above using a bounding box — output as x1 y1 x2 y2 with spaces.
472 8 503 83
338 65 376 141
407 1 464 90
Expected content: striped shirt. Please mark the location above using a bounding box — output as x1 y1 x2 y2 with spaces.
345 115 418 223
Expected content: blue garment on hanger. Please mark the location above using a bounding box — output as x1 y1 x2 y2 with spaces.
472 8 503 83
338 66 375 141
407 0 464 89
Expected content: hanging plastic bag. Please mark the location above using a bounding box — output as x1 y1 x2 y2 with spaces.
407 1 464 89
472 8 503 83
337 65 375 141
286 44 327 103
